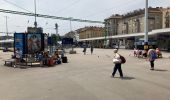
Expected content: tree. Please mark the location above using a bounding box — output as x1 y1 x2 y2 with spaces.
51 34 61 45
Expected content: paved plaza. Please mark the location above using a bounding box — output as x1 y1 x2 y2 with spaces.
0 48 170 100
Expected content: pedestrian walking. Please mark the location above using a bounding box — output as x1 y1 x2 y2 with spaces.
90 45 94 54
112 49 123 78
82 43 87 55
83 47 86 55
148 49 157 70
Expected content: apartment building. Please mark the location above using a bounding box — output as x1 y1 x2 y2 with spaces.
104 7 163 36
162 7 170 28
105 14 122 36
78 7 170 50
104 7 170 49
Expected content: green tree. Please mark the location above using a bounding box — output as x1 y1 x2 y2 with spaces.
51 34 61 45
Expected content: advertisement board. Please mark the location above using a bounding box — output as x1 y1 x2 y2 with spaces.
14 33 26 55
27 33 42 54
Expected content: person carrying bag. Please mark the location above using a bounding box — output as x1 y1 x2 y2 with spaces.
112 49 124 78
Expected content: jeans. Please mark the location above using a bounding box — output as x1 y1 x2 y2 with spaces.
150 60 154 69
112 63 123 77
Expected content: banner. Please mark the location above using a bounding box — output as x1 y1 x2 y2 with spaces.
14 33 25 55
27 34 42 54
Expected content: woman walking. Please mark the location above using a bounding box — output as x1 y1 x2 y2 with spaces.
112 49 123 78
148 49 157 70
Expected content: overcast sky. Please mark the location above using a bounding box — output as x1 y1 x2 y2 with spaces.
0 0 170 36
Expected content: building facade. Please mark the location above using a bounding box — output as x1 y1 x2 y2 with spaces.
78 26 105 39
105 14 122 47
104 7 170 49
104 7 163 35
78 7 170 50
77 26 105 48
162 7 170 28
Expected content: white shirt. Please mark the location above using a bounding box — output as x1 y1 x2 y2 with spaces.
113 53 121 64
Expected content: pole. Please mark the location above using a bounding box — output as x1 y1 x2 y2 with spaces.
104 22 108 48
144 0 149 50
55 23 58 35
69 17 74 51
5 16 8 40
34 0 37 28
55 23 58 50
69 18 72 32
5 16 9 49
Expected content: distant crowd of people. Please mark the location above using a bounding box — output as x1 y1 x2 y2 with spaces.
133 48 162 58
13 48 66 67
82 44 94 55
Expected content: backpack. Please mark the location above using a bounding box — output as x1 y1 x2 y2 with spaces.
119 55 126 64
151 52 157 60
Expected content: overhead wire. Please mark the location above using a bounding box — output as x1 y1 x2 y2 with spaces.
2 0 33 13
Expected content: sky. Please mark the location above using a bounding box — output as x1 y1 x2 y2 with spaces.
0 0 170 36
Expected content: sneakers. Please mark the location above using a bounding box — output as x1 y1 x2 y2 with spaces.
111 73 115 78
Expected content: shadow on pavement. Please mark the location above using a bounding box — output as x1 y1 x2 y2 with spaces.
153 69 168 72
111 76 135 80
121 76 135 80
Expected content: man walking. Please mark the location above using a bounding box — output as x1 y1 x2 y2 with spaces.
112 49 123 78
83 44 87 55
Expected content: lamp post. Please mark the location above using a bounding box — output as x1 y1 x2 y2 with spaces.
144 0 149 50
